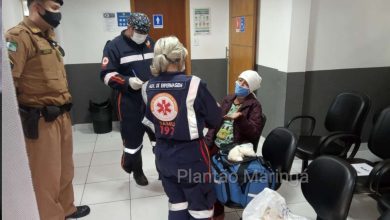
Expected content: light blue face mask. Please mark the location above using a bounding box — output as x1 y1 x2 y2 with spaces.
235 81 250 97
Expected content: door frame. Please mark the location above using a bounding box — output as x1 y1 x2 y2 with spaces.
130 0 192 74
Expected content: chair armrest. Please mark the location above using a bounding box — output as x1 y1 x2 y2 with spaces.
319 132 361 159
285 115 316 136
368 159 390 197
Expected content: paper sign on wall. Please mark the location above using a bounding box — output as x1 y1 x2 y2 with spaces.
103 12 116 32
194 8 210 35
153 14 163 29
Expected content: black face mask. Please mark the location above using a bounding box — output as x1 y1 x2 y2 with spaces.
39 9 62 28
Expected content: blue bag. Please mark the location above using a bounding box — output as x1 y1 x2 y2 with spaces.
211 154 276 207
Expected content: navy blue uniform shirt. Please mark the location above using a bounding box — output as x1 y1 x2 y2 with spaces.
100 30 155 93
142 72 222 142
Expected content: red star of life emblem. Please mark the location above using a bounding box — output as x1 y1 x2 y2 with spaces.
157 99 172 115
150 93 178 122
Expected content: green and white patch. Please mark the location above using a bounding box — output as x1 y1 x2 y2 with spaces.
6 41 18 52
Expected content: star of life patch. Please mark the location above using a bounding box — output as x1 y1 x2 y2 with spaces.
101 57 109 69
151 93 178 122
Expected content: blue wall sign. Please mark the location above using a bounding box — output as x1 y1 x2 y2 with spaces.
117 12 131 27
153 14 164 29
240 16 245 32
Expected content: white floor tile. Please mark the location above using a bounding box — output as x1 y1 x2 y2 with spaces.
224 206 240 213
236 209 243 217
96 130 122 140
87 164 129 183
79 200 131 220
69 123 381 219
73 153 93 168
288 202 316 219
82 180 130 205
73 123 95 133
277 180 307 204
354 150 382 163
347 195 380 220
131 195 169 220
94 131 123 152
73 184 84 206
130 176 165 199
225 212 240 220
90 150 122 167
74 166 89 185
290 159 304 174
136 149 159 177
72 131 97 144
73 141 95 154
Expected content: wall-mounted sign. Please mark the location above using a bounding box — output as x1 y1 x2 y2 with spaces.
153 14 164 29
235 16 245 32
194 8 210 35
103 12 116 32
117 12 131 27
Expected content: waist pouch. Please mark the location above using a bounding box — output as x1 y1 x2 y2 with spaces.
211 154 276 207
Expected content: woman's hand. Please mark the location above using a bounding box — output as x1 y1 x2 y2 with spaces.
223 112 242 120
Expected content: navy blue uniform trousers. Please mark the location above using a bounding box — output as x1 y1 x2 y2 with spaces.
155 140 215 220
117 91 154 173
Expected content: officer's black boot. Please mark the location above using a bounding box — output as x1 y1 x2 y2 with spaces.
133 152 149 186
65 205 90 219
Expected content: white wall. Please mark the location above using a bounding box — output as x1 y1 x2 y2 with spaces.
190 0 229 60
306 0 390 71
58 0 131 64
2 0 24 31
287 0 311 72
58 0 227 64
257 0 292 72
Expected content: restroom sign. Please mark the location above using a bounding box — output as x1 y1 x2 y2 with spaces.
153 14 163 29
235 16 245 32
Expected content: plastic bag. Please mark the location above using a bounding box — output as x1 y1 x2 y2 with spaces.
242 188 309 220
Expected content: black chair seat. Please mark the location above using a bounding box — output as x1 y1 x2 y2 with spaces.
377 193 390 213
296 135 344 160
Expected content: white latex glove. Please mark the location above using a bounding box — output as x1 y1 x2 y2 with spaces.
129 77 144 90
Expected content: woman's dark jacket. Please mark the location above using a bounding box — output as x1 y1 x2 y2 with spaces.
204 93 263 152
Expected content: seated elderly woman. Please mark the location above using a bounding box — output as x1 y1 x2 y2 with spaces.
204 70 263 220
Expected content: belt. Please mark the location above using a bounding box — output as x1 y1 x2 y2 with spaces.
20 103 73 122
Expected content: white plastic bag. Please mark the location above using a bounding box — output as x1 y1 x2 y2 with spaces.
242 188 309 220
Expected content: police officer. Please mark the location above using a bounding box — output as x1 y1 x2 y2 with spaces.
5 0 90 219
142 36 222 220
100 12 155 186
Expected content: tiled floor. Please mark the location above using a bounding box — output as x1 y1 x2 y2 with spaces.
72 124 381 220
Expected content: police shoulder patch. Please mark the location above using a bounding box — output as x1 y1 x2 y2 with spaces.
6 41 18 52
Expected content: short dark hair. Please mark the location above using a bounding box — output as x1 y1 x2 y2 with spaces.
27 0 63 7
27 0 34 7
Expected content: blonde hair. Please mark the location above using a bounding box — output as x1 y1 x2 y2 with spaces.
150 36 188 76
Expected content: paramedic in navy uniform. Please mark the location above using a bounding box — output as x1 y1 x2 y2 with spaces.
100 12 154 186
142 36 222 220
